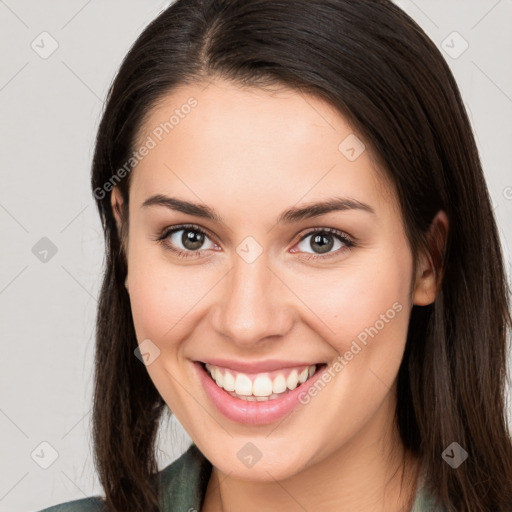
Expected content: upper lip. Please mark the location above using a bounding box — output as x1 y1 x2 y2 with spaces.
196 358 325 373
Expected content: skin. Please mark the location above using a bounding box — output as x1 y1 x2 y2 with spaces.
111 78 448 512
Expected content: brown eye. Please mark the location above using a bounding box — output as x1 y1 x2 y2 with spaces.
180 229 206 251
294 228 355 260
156 224 218 259
309 233 335 254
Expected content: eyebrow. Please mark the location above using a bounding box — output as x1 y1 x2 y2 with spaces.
141 194 376 224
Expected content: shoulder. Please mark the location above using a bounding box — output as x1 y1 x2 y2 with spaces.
35 496 106 512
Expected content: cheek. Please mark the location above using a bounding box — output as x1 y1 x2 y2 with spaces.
289 244 412 346
126 220 199 340
289 249 413 420
128 262 206 347
126 255 209 410
289 247 413 439
320 242 413 394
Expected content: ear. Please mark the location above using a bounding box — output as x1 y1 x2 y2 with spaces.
412 210 449 306
111 186 124 236
111 186 130 291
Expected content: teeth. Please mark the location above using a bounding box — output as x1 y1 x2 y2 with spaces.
234 374 253 396
227 390 282 401
298 367 309 383
213 367 223 388
286 369 298 390
222 371 235 391
204 363 320 399
253 375 274 397
272 374 287 394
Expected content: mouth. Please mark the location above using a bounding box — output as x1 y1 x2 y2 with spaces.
199 361 327 401
193 360 329 425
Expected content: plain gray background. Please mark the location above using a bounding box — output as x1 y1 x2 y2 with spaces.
1 1 511 510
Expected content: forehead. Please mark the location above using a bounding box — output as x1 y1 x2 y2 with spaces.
130 78 398 220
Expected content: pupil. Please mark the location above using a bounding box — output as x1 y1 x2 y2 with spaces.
311 233 333 254
182 229 204 250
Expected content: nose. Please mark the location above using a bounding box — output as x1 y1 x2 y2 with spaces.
211 254 294 347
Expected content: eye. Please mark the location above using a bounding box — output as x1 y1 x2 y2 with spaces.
153 224 355 261
155 224 219 259
292 227 355 260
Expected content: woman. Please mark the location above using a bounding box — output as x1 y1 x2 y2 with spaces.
38 0 512 511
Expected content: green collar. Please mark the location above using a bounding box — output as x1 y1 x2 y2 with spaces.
158 443 212 511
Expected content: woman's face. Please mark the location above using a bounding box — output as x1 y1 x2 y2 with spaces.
112 78 434 481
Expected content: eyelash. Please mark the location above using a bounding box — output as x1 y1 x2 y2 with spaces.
153 223 356 261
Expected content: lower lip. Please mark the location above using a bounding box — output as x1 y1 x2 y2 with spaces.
193 361 327 425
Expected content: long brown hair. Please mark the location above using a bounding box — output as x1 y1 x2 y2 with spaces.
90 0 512 510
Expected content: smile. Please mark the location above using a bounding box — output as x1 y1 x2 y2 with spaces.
203 362 320 401
194 361 328 425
